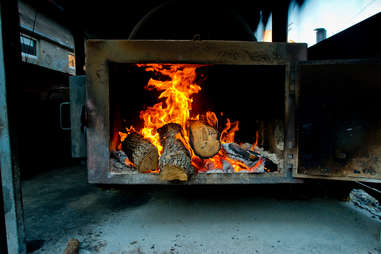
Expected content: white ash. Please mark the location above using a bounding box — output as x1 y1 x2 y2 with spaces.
111 150 128 163
255 147 280 165
199 170 225 174
110 151 136 172
222 143 263 168
112 160 125 172
111 158 136 173
251 162 265 173
274 124 285 151
200 160 230 173
222 159 233 173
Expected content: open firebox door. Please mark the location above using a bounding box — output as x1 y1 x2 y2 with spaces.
294 60 381 183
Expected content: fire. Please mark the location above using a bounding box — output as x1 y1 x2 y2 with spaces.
136 64 201 154
220 149 264 173
124 157 135 167
251 131 259 151
220 118 239 144
118 63 264 173
199 129 262 173
205 111 218 129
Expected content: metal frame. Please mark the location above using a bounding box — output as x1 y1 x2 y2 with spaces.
86 40 307 184
70 75 87 158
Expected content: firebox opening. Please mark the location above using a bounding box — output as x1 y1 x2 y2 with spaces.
109 63 285 179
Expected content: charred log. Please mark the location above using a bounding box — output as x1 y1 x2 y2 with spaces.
158 123 193 181
222 143 264 172
111 150 136 171
263 157 278 172
121 133 159 172
189 120 221 158
111 150 128 165
222 143 278 172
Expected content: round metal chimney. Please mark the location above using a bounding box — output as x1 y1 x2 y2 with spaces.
314 28 327 43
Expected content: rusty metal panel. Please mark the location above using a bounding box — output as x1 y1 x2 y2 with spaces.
294 59 381 183
70 75 87 158
86 40 307 184
86 40 307 66
284 63 299 178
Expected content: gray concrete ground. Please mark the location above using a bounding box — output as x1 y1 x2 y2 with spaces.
22 166 380 254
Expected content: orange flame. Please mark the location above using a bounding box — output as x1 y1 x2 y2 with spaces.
251 130 259 151
205 111 218 129
221 119 240 144
136 64 202 154
199 148 263 173
124 157 135 167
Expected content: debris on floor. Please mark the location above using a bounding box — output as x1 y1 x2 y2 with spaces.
63 238 80 254
350 189 381 219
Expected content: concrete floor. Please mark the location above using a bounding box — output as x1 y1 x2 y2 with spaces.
22 165 381 254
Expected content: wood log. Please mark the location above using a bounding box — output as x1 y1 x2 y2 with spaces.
121 133 159 173
63 239 80 254
158 123 193 181
222 143 264 172
189 120 221 158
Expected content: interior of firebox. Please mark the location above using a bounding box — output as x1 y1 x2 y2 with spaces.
109 63 285 178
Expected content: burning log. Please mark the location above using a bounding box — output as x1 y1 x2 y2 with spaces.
189 120 221 158
223 143 259 164
222 143 265 173
121 133 159 172
222 143 278 173
158 123 193 181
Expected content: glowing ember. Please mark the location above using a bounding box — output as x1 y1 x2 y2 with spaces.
118 63 266 173
200 144 263 173
124 157 135 167
251 131 260 151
